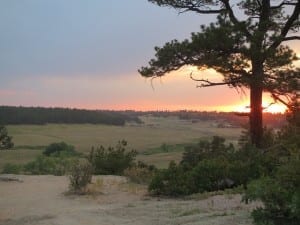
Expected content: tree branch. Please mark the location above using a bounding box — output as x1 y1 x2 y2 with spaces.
282 36 300 41
220 0 252 39
270 1 298 9
189 72 242 87
151 1 225 14
178 7 224 14
270 1 300 49
271 93 291 107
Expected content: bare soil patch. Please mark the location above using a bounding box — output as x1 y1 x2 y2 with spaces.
0 175 256 225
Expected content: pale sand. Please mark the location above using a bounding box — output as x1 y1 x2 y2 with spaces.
0 175 257 225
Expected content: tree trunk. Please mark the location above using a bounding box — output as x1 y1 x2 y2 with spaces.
250 85 263 148
250 61 264 148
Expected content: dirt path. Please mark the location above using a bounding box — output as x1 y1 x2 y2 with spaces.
0 175 256 225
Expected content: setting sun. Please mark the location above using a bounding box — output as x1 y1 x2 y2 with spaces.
233 95 287 114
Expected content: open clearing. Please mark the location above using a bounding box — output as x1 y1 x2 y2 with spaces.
1 116 242 169
0 175 257 225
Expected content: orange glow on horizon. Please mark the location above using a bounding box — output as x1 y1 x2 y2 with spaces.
73 100 286 113
66 89 287 113
232 99 287 114
38 69 288 113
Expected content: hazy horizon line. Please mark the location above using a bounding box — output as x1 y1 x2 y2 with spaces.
0 104 285 114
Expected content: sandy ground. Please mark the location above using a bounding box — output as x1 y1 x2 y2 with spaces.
0 175 257 225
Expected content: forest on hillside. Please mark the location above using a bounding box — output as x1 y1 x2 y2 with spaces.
0 106 285 128
0 106 142 126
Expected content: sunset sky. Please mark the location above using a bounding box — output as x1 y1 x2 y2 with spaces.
0 0 299 112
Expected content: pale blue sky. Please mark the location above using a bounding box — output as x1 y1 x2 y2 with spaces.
0 0 298 111
0 0 209 78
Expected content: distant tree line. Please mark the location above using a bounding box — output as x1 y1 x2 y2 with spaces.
0 106 142 125
138 110 286 128
0 106 285 127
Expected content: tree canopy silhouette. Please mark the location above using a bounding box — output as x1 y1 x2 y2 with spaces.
139 0 300 147
0 126 14 150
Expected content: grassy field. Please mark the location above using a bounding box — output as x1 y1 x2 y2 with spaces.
1 116 242 169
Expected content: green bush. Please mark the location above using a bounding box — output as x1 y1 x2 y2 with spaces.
149 161 191 196
43 142 77 157
2 163 22 174
149 137 236 196
88 140 137 175
244 106 300 225
69 159 93 194
0 125 14 150
149 157 234 196
189 157 230 193
21 141 81 175
244 159 300 225
148 135 279 196
229 144 270 188
181 136 234 169
24 155 75 175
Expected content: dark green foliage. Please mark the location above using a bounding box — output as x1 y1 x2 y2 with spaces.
149 157 236 196
24 155 76 175
0 126 14 150
149 161 191 196
245 159 300 225
148 134 283 196
230 144 278 188
43 142 77 157
243 106 300 225
181 136 234 169
69 159 93 194
0 106 142 125
149 136 242 196
190 158 230 193
2 163 22 174
88 140 137 175
143 143 187 155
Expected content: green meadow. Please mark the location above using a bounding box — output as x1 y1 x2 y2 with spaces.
1 116 242 169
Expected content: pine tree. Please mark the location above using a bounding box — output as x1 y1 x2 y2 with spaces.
139 0 300 147
0 126 14 150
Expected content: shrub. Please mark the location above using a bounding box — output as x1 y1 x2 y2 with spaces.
43 142 77 157
149 161 191 196
244 106 300 225
22 142 80 175
24 155 55 174
229 144 269 188
68 159 93 194
189 157 230 193
124 161 156 184
0 125 14 150
2 163 22 174
244 159 300 225
24 155 75 175
148 136 275 196
181 136 234 169
88 140 137 175
149 157 234 196
149 137 235 196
